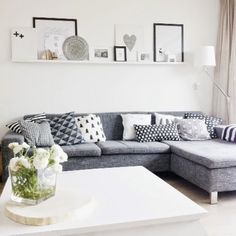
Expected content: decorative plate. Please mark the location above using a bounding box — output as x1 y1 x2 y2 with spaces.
63 36 89 60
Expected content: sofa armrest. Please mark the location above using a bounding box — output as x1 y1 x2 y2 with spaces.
1 131 24 182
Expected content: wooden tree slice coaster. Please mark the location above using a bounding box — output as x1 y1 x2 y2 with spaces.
5 189 95 226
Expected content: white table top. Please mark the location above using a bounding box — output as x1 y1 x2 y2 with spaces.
0 166 207 236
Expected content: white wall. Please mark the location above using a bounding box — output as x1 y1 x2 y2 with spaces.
0 0 219 140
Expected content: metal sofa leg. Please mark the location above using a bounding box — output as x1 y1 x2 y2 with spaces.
210 192 218 204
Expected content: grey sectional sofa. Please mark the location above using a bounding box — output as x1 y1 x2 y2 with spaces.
2 111 235 204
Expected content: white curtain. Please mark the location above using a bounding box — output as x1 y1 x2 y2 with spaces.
213 0 236 123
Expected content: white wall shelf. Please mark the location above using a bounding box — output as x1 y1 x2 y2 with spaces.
12 59 185 65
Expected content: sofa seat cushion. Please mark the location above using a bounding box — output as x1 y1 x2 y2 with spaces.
97 141 170 155
62 143 101 157
163 139 236 169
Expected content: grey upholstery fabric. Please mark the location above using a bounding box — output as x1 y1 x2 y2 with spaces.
171 153 236 193
97 141 170 155
2 111 200 182
62 143 101 157
24 111 191 140
20 120 54 147
164 139 236 169
62 153 170 173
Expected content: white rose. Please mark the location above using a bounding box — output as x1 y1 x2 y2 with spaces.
18 156 31 169
52 163 63 173
33 156 49 170
21 142 30 149
8 142 19 150
9 158 20 172
33 149 50 170
50 145 65 163
59 152 68 163
36 148 50 159
13 145 24 155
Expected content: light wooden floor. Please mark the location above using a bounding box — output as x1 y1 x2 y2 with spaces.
159 172 236 236
1 173 236 236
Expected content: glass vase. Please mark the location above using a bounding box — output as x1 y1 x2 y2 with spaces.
9 167 57 205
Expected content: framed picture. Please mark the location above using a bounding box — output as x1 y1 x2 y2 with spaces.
90 46 112 61
138 51 152 62
33 17 78 60
153 23 184 62
115 25 144 61
114 46 127 62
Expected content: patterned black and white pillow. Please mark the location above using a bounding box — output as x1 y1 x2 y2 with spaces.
205 116 223 138
134 124 180 143
134 125 157 142
6 113 47 134
221 125 236 142
184 113 205 120
49 112 84 146
184 113 223 138
76 114 106 143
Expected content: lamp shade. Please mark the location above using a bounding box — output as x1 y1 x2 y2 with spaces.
195 46 216 67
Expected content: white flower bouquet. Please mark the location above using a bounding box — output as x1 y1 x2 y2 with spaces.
8 142 68 205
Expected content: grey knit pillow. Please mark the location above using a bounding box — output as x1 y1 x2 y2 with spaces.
20 120 54 147
178 119 211 141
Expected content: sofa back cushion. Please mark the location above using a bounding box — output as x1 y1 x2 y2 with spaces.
25 111 202 141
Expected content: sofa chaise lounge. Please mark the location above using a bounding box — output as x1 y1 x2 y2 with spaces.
2 111 236 204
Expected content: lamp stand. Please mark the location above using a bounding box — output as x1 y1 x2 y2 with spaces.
203 67 230 122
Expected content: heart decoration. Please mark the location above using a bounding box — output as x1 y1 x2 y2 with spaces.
123 34 137 52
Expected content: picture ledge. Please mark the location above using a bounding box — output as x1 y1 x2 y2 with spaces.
12 59 185 65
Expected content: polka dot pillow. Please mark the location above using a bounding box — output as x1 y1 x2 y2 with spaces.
134 124 180 143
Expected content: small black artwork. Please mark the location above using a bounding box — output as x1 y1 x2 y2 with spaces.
114 46 127 62
13 31 24 39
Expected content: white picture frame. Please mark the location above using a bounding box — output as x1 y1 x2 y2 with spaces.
90 46 113 62
137 52 152 62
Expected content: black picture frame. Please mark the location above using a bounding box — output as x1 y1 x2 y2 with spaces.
114 46 127 62
153 23 184 62
33 17 78 35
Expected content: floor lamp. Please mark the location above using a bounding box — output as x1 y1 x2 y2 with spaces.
195 46 230 121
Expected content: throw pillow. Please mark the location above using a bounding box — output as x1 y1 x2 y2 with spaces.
6 113 47 134
20 120 54 147
178 119 210 141
184 112 205 120
121 114 151 140
184 113 223 139
155 113 183 125
49 112 84 146
221 125 236 142
134 124 180 142
76 114 106 143
205 116 223 138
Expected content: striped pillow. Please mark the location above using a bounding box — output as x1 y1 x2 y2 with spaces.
6 113 47 134
221 125 236 142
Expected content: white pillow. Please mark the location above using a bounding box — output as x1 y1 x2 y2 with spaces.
76 114 106 143
155 113 182 125
121 114 151 140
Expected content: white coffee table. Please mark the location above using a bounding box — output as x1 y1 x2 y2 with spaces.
0 166 207 236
